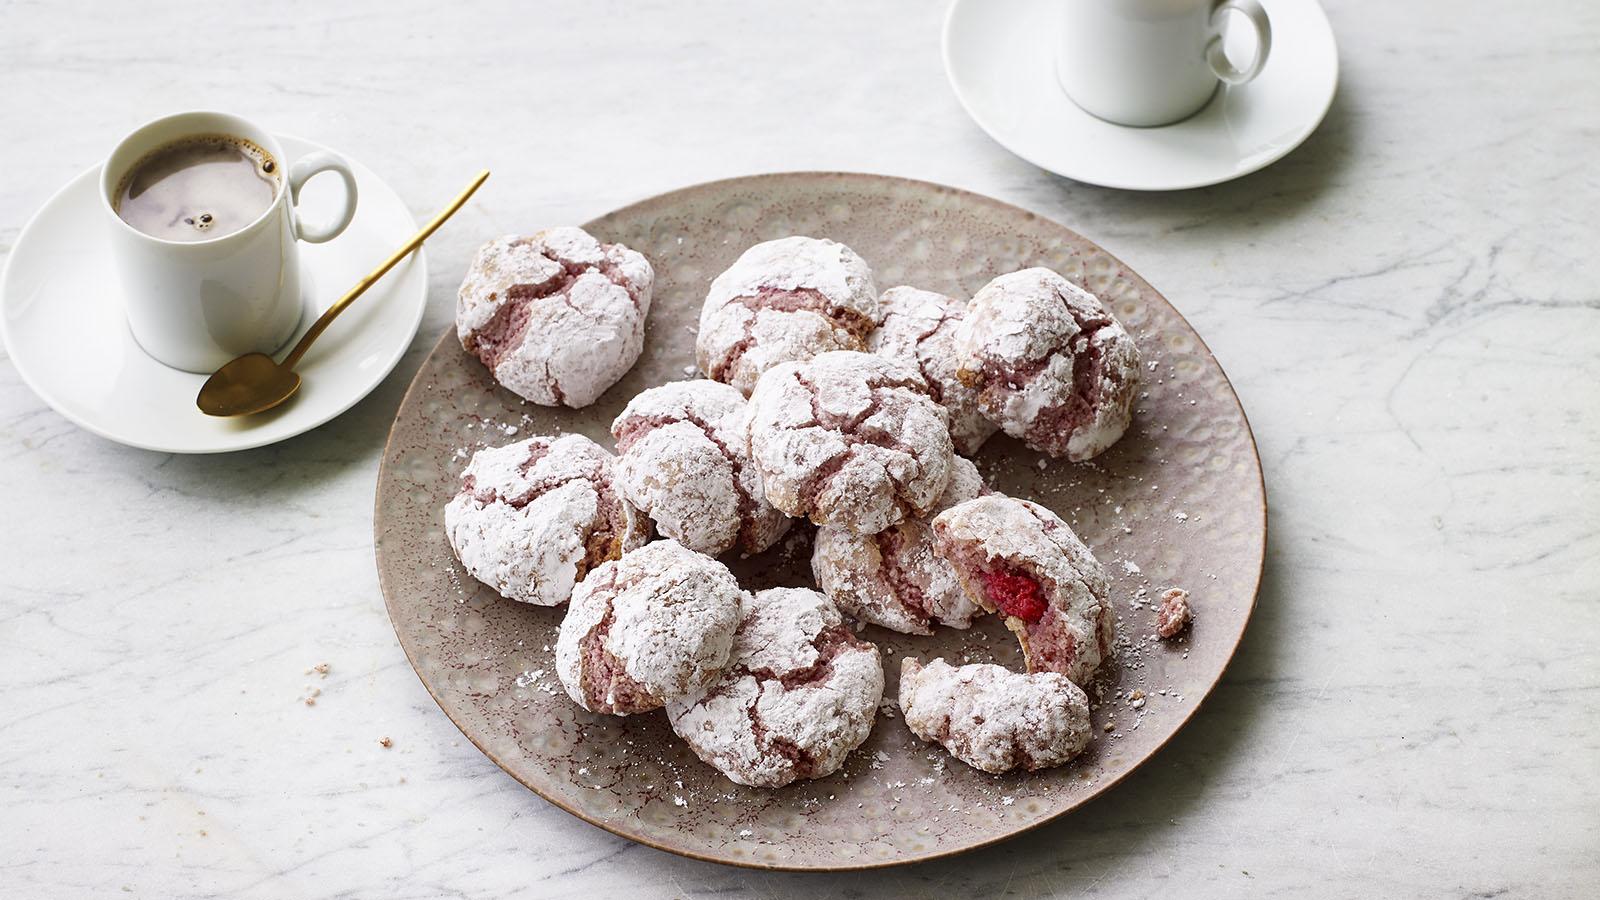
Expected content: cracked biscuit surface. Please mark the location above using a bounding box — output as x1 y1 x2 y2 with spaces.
899 657 1091 774
457 226 653 408
812 455 988 634
667 587 883 787
933 495 1114 686
695 236 879 396
869 286 998 456
954 268 1139 461
611 379 789 557
747 350 955 536
444 434 647 606
555 540 744 716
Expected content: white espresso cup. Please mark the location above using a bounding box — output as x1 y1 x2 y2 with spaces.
1057 0 1272 128
100 111 358 373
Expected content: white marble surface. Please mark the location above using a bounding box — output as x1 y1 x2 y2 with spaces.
2 1 1597 896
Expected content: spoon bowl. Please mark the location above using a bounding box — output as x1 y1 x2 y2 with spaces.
197 353 302 417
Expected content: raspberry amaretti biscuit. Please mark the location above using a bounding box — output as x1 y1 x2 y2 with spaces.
953 267 1140 461
868 286 998 456
668 587 883 787
610 380 789 558
444 434 648 606
747 350 955 536
932 495 1114 686
457 226 653 408
696 236 880 396
899 658 1092 774
554 540 744 716
811 455 988 634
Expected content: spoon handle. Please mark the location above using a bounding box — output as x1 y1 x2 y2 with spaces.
280 170 490 370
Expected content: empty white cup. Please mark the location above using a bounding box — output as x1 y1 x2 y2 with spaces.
1057 0 1272 128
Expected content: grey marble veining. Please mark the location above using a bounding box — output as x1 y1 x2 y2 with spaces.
2 1 1596 897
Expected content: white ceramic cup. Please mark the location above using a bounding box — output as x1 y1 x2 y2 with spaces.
1057 0 1272 128
100 111 358 373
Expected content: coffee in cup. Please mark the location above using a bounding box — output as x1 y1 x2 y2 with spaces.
101 111 359 373
114 135 282 242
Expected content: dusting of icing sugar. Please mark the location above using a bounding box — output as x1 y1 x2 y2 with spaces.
554 540 743 715
952 268 1140 461
812 455 988 634
932 495 1113 686
667 587 883 787
695 236 879 396
899 657 1091 774
610 379 789 557
869 286 998 456
747 350 954 536
443 434 647 606
457 226 654 408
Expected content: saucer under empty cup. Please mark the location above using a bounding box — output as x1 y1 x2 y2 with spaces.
942 0 1337 190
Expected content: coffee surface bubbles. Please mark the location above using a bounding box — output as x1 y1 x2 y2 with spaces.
115 135 280 242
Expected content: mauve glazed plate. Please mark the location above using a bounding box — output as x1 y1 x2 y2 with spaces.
374 172 1266 870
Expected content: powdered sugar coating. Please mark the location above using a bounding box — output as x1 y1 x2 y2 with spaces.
444 434 647 606
811 455 988 634
899 658 1091 774
747 350 955 536
457 227 654 408
696 237 880 396
954 268 1140 461
932 495 1114 686
869 286 998 456
555 541 743 716
667 587 883 787
610 380 789 557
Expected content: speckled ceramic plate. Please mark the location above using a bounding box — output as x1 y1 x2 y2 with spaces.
374 172 1265 870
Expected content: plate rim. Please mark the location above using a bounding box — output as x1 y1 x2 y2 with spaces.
940 0 1340 191
0 134 427 455
374 170 1268 871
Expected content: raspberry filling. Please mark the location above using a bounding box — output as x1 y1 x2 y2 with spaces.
980 569 1048 623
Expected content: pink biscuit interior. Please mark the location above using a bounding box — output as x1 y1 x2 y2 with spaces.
941 539 1087 679
578 606 657 714
979 568 1048 623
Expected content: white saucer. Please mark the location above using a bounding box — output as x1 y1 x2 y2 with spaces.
1 135 426 454
942 0 1338 191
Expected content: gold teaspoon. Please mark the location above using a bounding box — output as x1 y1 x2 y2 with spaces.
197 169 489 417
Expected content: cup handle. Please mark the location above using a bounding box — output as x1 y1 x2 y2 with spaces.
288 150 358 244
1206 0 1272 85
